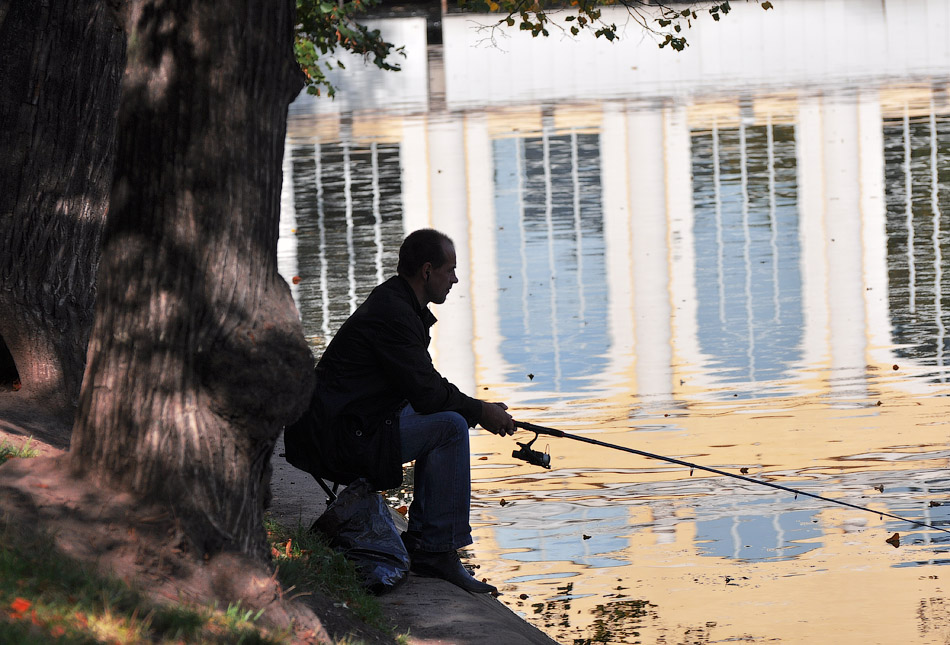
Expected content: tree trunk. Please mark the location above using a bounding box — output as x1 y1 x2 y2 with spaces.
70 0 313 559
0 0 124 413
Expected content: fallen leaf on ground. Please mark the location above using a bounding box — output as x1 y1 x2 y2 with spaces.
10 598 31 619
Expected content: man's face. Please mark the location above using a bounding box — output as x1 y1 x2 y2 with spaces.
425 242 458 305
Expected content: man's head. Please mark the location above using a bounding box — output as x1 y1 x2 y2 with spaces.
398 229 458 306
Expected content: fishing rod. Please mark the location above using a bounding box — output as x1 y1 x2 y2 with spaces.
513 420 950 535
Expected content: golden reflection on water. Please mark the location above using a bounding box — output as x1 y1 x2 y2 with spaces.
469 381 950 644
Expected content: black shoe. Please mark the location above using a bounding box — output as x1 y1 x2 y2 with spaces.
410 550 498 594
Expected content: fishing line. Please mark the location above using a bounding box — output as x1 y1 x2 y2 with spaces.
513 420 950 534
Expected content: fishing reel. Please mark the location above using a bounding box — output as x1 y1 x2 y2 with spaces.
512 432 551 469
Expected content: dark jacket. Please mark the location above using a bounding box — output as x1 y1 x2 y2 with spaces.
284 275 482 490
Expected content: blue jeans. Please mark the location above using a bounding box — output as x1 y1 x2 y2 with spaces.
399 404 473 552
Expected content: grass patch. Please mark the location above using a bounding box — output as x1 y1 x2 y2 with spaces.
266 519 393 635
0 443 404 643
0 437 37 466
0 517 284 644
0 513 403 644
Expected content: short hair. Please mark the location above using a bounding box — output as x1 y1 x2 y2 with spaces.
397 229 454 277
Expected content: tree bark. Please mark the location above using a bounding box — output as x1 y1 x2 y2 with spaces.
70 0 313 559
0 0 124 413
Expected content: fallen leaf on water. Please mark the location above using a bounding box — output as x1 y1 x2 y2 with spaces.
582 534 591 540
527 373 534 380
478 456 488 460
292 276 302 284
874 484 885 493
740 467 749 474
519 593 529 600
886 533 900 548
499 499 508 506
893 364 900 371
930 501 942 507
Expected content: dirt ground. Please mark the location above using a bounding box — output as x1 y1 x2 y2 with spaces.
0 392 559 645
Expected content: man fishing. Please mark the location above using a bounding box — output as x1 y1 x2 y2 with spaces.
284 228 515 594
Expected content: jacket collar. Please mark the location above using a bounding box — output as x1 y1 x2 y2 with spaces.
390 275 437 329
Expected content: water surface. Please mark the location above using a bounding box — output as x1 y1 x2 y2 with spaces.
280 3 950 642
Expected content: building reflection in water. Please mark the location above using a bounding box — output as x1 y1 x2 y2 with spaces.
282 95 950 395
691 120 804 390
278 2 950 641
884 105 950 378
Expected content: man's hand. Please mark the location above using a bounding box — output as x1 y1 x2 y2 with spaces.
479 401 515 436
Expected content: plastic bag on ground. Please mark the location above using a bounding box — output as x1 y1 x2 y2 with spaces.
311 478 410 595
